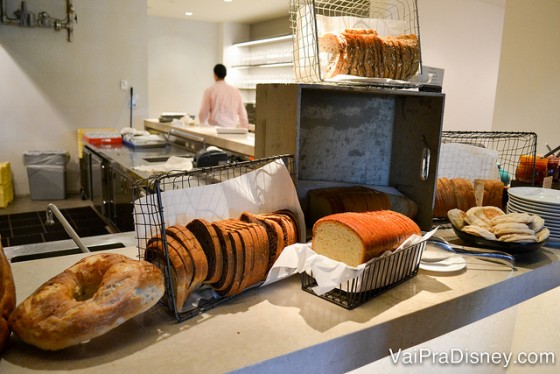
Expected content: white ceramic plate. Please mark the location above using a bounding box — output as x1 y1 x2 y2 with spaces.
419 256 466 273
507 198 560 215
508 187 560 206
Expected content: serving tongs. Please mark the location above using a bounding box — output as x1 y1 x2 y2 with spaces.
426 236 516 269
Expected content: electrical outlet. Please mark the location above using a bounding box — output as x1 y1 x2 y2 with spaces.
120 80 129 90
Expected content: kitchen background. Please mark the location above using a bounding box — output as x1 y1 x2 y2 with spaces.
0 0 558 197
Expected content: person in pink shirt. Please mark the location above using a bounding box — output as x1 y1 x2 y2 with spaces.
198 64 249 128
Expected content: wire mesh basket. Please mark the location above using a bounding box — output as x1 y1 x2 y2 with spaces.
132 154 295 322
289 0 421 85
301 240 425 309
440 131 538 186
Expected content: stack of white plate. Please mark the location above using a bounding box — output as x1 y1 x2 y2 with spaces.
507 187 560 246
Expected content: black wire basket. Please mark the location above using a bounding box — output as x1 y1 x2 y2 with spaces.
440 131 538 186
301 240 425 309
132 154 295 322
290 0 421 85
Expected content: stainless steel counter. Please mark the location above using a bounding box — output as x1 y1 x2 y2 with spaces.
3 231 138 262
85 142 194 180
144 119 255 157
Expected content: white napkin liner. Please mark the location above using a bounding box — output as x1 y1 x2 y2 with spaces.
264 229 437 295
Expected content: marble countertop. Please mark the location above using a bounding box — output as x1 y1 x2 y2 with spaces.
1 231 559 373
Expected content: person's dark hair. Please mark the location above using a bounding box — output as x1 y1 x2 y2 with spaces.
213 64 227 79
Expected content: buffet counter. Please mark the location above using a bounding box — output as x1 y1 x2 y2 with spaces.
144 119 255 158
1 230 559 373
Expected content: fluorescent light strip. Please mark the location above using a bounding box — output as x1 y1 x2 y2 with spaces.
233 35 292 47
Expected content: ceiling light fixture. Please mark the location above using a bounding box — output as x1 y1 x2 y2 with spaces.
234 34 292 47
185 11 193 16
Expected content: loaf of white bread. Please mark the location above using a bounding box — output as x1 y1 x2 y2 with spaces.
312 210 421 267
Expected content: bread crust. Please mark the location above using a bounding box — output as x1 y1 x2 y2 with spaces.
461 225 497 240
1 243 16 352
147 235 191 311
240 212 283 270
318 29 420 80
187 219 222 284
312 210 421 267
210 223 236 293
8 253 164 351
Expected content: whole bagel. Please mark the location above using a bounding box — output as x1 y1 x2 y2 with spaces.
8 253 164 351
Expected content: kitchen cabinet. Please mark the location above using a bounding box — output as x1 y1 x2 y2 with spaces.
81 145 137 232
256 83 445 230
82 147 110 219
81 146 116 230
109 163 136 232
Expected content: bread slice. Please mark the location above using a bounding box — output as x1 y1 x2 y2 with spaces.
240 212 283 271
259 212 297 250
270 209 300 243
146 235 191 311
213 220 246 297
312 210 421 267
166 225 208 298
187 219 223 284
222 220 255 294
451 178 476 212
209 222 236 294
247 224 270 285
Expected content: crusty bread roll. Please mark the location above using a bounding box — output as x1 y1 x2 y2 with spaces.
9 254 164 351
0 242 16 352
312 210 421 267
448 207 549 244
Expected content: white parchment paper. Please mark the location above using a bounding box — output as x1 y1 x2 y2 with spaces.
134 159 305 249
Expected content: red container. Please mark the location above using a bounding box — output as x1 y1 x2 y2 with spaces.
83 132 122 145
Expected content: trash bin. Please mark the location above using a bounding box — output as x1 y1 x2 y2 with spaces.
23 150 70 200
